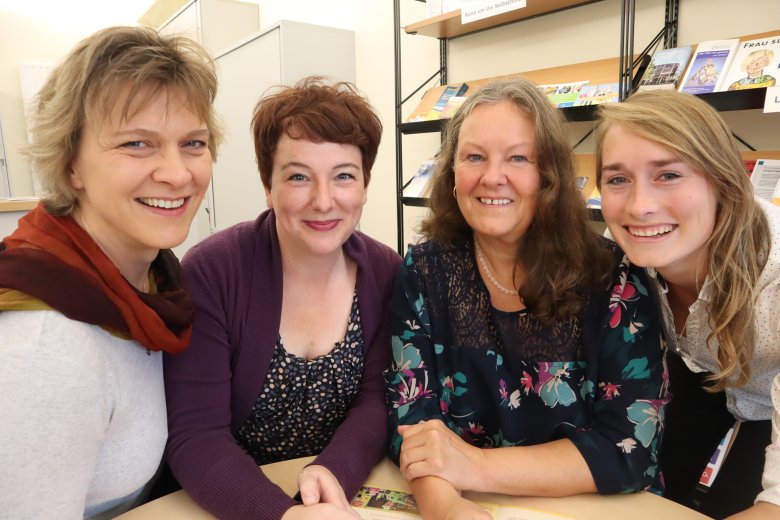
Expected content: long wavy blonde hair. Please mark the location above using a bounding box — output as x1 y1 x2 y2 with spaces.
595 90 770 390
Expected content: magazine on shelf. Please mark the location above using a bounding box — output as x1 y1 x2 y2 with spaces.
573 82 620 106
440 95 468 119
403 157 437 199
537 81 589 107
637 46 694 91
750 159 780 202
720 35 780 91
427 83 469 119
351 486 574 520
678 39 740 94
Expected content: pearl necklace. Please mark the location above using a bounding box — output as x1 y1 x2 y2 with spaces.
474 238 519 296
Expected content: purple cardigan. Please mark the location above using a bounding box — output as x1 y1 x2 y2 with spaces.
164 210 401 520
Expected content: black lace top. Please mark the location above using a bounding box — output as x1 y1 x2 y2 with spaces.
236 293 364 465
386 238 668 494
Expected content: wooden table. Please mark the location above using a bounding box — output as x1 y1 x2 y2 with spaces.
118 457 711 519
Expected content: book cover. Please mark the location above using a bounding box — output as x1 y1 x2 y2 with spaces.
573 82 620 106
721 35 780 91
637 46 694 91
403 157 437 198
440 95 467 119
678 39 740 94
427 83 469 119
538 81 589 107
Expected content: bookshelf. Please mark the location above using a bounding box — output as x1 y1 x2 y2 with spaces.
404 0 602 39
393 0 676 253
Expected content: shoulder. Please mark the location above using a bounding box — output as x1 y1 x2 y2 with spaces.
350 231 402 274
183 215 265 269
181 211 272 293
0 311 130 409
406 238 469 267
757 198 780 264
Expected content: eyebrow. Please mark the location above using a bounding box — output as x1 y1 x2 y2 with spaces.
113 128 210 139
280 161 361 170
601 158 682 171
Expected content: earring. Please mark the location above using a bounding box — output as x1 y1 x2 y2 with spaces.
452 186 457 198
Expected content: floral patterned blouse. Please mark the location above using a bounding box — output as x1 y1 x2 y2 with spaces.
385 238 668 494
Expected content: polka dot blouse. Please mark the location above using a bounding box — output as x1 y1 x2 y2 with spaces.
235 293 364 465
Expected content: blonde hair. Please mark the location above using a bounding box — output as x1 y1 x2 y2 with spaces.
595 90 770 390
423 77 613 324
27 25 223 215
742 49 774 70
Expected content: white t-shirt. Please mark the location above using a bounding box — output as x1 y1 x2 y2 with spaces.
0 310 167 519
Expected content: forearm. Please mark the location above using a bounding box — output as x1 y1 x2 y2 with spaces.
479 439 597 497
726 501 780 520
411 476 463 519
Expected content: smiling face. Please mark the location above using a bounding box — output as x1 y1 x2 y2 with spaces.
265 134 367 259
70 85 212 269
453 100 541 249
599 123 718 284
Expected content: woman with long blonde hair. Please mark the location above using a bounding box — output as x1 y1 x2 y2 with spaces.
596 90 780 519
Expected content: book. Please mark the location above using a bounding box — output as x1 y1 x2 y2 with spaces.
721 35 780 91
426 83 469 119
440 95 467 119
572 82 620 106
637 46 694 91
403 157 437 198
538 81 589 107
351 486 574 520
678 39 740 94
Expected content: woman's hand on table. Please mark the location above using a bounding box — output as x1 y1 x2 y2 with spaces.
297 464 352 509
398 419 485 491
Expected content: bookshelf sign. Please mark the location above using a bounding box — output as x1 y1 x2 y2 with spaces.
461 0 526 24
764 86 780 114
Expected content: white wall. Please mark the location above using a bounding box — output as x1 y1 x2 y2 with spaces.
0 1 156 197
1 0 778 252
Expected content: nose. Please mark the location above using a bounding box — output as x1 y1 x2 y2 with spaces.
312 181 334 211
153 147 192 188
625 180 659 218
480 159 507 187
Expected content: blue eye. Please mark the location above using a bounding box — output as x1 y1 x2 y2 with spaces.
122 141 147 149
659 172 681 181
605 175 629 185
288 173 307 182
465 154 483 162
509 155 530 164
184 140 207 149
337 172 356 181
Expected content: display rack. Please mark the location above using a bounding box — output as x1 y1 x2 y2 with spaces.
393 1 777 254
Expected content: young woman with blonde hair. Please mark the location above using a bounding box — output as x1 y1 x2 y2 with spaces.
596 90 780 520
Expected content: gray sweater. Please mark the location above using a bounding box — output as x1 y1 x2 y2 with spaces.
0 310 167 519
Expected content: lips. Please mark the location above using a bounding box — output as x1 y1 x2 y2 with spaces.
305 219 340 231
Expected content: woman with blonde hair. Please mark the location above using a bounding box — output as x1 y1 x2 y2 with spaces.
0 26 221 518
386 78 667 519
596 89 780 519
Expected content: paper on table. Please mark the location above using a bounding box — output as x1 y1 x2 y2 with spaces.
351 486 574 520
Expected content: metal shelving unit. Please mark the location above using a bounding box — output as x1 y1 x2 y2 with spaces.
393 0 771 253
